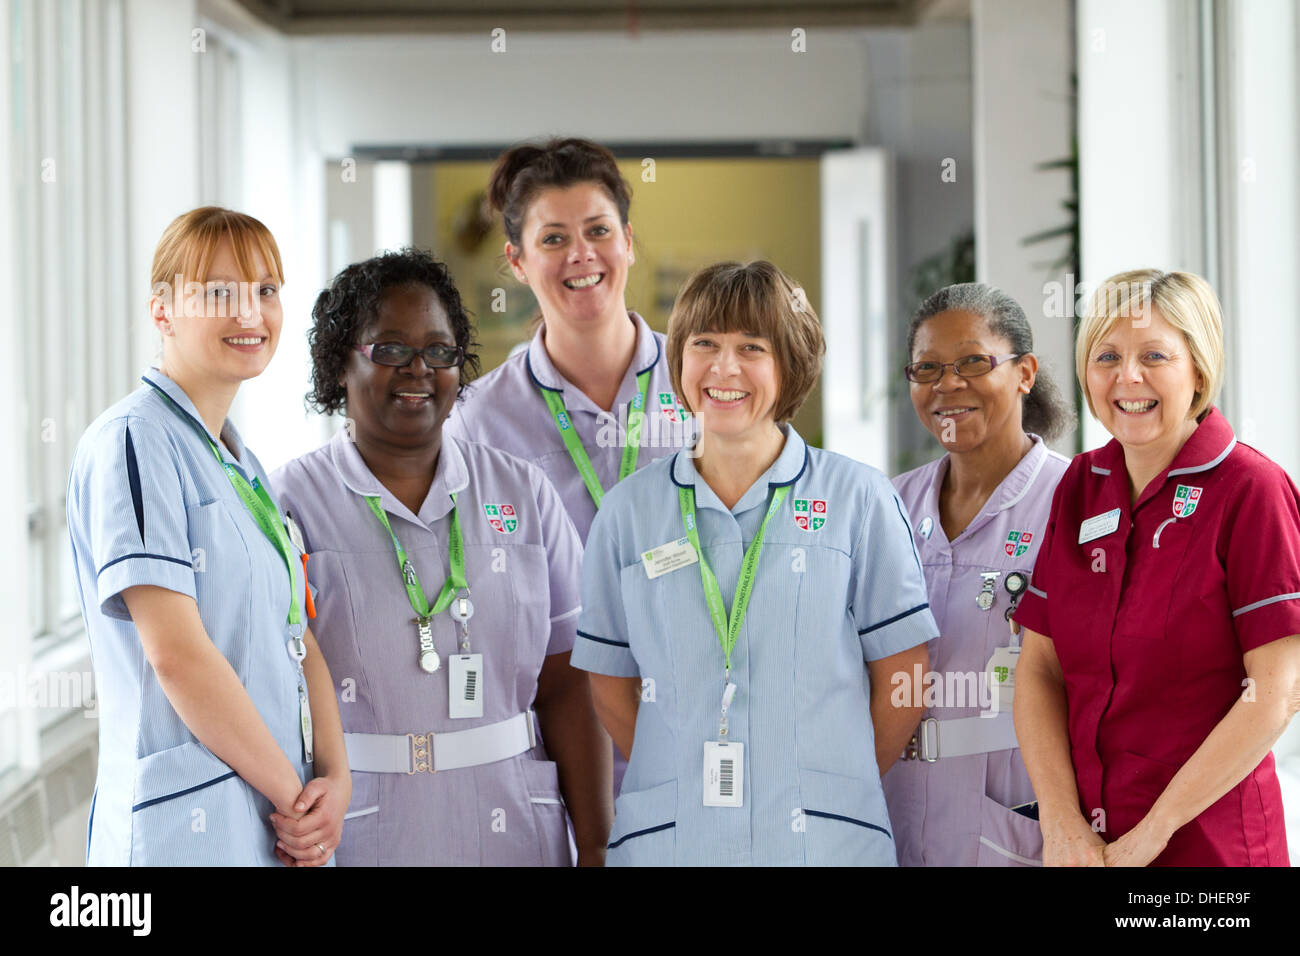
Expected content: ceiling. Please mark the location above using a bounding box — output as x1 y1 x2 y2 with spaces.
229 0 968 34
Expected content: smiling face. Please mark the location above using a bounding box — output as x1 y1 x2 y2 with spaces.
680 330 781 442
1085 305 1203 456
908 309 1035 453
505 181 633 330
153 238 282 386
343 283 461 449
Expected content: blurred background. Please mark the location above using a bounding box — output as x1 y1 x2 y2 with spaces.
1 0 1297 864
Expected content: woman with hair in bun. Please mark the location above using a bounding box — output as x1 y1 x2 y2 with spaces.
444 137 693 798
885 283 1075 866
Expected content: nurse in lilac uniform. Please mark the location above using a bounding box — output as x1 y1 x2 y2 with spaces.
443 139 693 795
273 249 611 865
885 283 1075 866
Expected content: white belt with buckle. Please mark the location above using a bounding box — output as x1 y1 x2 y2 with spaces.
345 711 538 774
900 712 1019 762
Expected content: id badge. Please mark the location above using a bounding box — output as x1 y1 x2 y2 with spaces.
449 653 484 719
641 537 699 579
985 645 1020 710
703 741 743 808
299 682 314 764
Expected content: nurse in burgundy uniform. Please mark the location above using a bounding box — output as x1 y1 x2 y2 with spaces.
1013 269 1300 866
887 283 1074 866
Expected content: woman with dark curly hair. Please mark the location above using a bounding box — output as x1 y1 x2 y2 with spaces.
271 248 611 865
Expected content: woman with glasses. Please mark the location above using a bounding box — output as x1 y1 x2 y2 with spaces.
1013 271 1300 866
885 283 1074 866
67 207 349 866
272 248 610 865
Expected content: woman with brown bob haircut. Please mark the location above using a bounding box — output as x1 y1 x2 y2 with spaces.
569 260 936 865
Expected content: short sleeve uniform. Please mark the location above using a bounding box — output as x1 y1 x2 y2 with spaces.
571 426 938 865
443 310 695 796
66 368 317 866
886 436 1069 866
1012 408 1296 865
271 429 584 866
442 311 694 544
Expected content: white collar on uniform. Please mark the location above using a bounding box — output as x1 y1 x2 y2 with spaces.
670 423 808 514
141 366 247 466
329 425 469 528
524 311 661 416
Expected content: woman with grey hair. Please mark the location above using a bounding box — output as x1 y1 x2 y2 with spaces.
884 282 1075 866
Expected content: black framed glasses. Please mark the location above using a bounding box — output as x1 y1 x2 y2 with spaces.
354 342 465 369
903 353 1021 384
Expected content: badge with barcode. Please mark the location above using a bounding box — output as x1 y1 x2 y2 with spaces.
641 537 699 579
449 653 484 719
703 741 743 807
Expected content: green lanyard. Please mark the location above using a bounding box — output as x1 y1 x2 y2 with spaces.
537 369 651 510
365 494 466 619
153 388 302 638
679 483 791 677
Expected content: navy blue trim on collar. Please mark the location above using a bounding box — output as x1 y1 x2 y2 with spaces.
768 439 808 490
142 375 211 438
635 333 662 377
524 351 564 394
669 451 692 489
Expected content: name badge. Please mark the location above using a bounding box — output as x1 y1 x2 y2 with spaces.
703 741 743 808
1078 508 1121 544
299 684 314 764
985 645 1020 710
641 537 699 579
449 653 484 719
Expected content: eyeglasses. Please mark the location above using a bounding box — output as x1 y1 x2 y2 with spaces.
903 353 1021 384
354 342 465 369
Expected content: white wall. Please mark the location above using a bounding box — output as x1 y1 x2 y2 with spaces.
295 30 871 155
972 0 1075 451
1076 0 1206 451
862 21 976 473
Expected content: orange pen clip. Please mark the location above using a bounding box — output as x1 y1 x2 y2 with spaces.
301 553 317 619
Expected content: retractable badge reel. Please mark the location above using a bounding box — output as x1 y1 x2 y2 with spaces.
985 572 1028 710
448 590 483 719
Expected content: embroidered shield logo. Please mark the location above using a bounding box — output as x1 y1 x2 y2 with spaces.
484 503 518 533
657 391 691 423
1172 484 1202 518
793 498 827 532
1005 530 1033 557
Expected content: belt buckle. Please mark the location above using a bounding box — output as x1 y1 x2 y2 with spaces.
902 733 919 761
407 732 435 774
920 717 940 763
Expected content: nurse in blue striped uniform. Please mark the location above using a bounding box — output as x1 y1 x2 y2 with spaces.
66 208 350 866
571 261 936 865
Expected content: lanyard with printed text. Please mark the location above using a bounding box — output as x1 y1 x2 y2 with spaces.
152 388 303 646
678 484 790 681
537 368 651 510
365 494 473 673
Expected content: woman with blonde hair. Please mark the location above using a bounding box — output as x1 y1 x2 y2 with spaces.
67 207 349 866
1013 269 1300 866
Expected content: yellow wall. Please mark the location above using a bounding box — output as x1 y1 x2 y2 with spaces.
430 156 823 444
